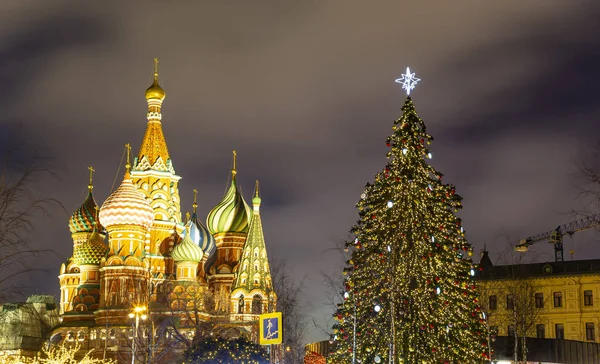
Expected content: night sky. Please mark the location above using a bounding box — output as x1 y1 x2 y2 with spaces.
3 1 600 344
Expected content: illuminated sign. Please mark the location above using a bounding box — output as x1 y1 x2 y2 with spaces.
259 312 282 345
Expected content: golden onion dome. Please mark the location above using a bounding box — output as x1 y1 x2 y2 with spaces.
145 78 165 101
145 58 165 101
99 173 154 230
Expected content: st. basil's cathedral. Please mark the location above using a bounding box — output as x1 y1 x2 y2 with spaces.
53 60 277 361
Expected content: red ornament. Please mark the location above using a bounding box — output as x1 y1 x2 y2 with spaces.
386 142 391 147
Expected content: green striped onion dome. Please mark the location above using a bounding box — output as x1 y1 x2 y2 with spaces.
69 191 102 234
206 178 251 234
73 230 108 265
171 228 203 263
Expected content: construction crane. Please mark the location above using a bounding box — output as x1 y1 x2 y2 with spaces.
514 214 600 262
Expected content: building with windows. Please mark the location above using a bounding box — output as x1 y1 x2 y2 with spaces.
477 249 600 343
0 295 60 358
1 60 278 361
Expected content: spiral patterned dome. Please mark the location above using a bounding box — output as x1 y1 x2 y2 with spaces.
171 227 203 263
69 190 102 234
185 212 216 257
99 174 154 230
73 229 108 265
206 178 251 235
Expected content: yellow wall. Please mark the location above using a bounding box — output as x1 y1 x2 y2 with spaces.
478 273 600 342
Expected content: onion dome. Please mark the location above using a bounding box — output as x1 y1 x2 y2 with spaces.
206 151 252 234
189 213 216 257
69 190 100 234
73 229 108 265
99 160 154 230
172 225 203 263
185 190 216 257
145 58 165 101
69 168 102 234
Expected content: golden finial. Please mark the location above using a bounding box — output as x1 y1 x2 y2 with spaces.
252 180 262 207
153 58 159 80
125 143 132 176
145 58 165 101
88 166 95 191
232 150 237 177
192 189 198 214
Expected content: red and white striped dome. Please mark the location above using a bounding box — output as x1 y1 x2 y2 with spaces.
99 174 154 230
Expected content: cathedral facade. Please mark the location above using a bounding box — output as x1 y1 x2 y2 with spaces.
53 60 277 361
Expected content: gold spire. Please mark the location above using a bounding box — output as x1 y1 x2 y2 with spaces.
88 166 95 191
232 150 237 177
137 59 170 168
125 143 132 178
252 180 261 209
192 189 198 214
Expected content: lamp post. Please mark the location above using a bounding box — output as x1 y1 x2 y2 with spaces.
129 306 147 364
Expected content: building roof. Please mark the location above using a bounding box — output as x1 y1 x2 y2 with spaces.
477 257 600 280
206 151 251 235
231 182 274 295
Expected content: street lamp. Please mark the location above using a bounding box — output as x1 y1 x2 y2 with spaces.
129 306 147 364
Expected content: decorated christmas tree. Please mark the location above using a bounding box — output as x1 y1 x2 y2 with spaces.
330 68 488 363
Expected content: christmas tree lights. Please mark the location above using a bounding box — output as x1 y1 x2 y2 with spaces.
330 70 487 363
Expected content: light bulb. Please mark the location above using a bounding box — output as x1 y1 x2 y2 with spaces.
374 304 381 312
387 200 394 208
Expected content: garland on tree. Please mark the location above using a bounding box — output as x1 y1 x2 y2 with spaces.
330 77 488 363
183 336 269 364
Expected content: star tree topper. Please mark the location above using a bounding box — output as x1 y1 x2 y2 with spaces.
395 67 420 95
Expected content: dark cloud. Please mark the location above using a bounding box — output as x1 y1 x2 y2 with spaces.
2 0 600 343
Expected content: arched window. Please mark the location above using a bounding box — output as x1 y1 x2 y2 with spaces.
238 295 245 314
252 295 263 314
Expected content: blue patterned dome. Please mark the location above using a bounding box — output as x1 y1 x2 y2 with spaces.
184 212 216 258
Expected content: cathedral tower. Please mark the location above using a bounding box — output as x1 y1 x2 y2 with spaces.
172 223 204 281
97 151 154 324
206 151 251 313
130 59 182 277
68 207 108 322
230 181 276 321
59 167 102 314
